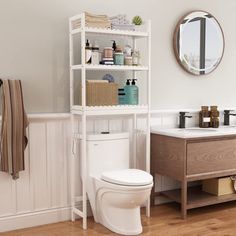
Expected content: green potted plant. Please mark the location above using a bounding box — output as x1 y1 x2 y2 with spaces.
132 16 144 31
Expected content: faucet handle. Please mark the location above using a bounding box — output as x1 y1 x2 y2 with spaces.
179 111 189 116
224 110 234 114
179 111 192 118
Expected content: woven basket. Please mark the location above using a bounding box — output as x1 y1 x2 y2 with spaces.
79 81 118 106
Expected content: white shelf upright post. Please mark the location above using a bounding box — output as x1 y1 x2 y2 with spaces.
69 13 87 230
80 13 88 230
69 16 75 223
146 20 151 217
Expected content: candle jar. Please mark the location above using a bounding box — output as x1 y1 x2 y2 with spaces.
103 47 113 58
114 52 124 65
124 56 133 66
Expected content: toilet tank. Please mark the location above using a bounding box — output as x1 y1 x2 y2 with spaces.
87 132 130 177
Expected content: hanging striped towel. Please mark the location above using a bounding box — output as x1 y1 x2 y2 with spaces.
0 80 29 179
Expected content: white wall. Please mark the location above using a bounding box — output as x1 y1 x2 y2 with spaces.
0 0 235 112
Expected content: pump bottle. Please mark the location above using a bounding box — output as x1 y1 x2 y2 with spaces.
130 79 139 105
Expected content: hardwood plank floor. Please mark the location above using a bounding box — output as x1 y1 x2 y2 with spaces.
3 202 236 236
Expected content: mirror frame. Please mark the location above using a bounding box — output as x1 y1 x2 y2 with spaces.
173 10 225 76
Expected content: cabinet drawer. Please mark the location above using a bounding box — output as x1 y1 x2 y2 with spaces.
187 139 236 175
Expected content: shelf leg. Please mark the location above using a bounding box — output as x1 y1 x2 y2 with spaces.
150 172 155 206
181 180 187 219
145 198 151 217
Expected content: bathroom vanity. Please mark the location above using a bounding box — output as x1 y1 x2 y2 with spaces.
151 127 236 219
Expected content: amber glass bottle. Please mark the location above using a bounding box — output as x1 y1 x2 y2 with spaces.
199 106 210 128
210 106 219 128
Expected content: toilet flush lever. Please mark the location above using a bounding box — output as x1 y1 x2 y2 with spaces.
72 139 77 155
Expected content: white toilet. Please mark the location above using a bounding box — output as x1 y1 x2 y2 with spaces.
86 132 153 235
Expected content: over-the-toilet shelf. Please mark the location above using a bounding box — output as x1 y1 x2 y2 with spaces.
69 12 151 230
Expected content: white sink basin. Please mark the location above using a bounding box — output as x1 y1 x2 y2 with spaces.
151 126 236 138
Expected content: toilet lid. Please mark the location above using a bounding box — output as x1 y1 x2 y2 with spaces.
101 169 153 186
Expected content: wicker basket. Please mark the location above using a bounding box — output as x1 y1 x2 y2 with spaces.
79 81 118 106
202 177 235 196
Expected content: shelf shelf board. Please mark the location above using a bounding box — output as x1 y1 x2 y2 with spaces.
70 64 148 71
162 186 236 210
71 27 149 38
71 104 148 116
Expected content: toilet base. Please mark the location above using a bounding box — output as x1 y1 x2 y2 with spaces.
87 177 153 235
99 205 142 235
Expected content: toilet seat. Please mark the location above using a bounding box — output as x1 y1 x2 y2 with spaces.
101 169 153 186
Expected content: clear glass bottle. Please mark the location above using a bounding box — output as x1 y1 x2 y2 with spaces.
132 50 140 66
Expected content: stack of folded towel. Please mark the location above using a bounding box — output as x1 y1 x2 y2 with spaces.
109 14 135 31
72 12 111 29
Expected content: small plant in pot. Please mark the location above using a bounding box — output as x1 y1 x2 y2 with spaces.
132 16 144 31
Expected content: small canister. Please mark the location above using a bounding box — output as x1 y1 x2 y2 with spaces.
124 56 133 66
114 52 124 65
103 47 113 58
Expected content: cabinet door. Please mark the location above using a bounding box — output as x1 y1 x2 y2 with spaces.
187 139 236 175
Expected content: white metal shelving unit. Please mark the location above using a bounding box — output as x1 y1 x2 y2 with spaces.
69 12 151 230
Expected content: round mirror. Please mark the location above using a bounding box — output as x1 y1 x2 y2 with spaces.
173 11 225 75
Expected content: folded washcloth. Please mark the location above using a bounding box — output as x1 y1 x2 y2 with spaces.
110 14 130 25
0 79 29 179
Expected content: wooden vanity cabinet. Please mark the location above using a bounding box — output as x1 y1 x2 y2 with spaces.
151 133 236 219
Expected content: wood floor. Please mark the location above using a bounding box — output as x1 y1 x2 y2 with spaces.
3 202 236 236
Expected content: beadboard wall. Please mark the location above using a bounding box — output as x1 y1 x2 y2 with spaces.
1 110 231 232
0 114 71 232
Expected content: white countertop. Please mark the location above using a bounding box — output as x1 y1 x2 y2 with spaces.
151 126 236 139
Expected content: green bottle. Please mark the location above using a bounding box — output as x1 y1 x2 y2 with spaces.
130 79 139 105
124 79 132 104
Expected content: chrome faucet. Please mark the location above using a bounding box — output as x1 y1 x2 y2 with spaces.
224 110 236 126
179 112 192 128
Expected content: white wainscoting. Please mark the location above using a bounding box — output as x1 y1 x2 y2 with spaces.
0 110 202 232
0 114 72 232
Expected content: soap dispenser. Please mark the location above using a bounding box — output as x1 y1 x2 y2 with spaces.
124 79 131 104
111 40 117 51
130 79 139 105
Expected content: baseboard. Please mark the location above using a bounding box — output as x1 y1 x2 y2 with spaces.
0 202 92 233
0 207 71 233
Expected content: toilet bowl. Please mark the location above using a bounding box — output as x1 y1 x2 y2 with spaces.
88 169 153 235
86 132 153 235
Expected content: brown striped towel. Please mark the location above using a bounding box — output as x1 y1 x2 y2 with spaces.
0 80 29 179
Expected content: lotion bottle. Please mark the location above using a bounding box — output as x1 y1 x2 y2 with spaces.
130 79 139 105
124 79 131 104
